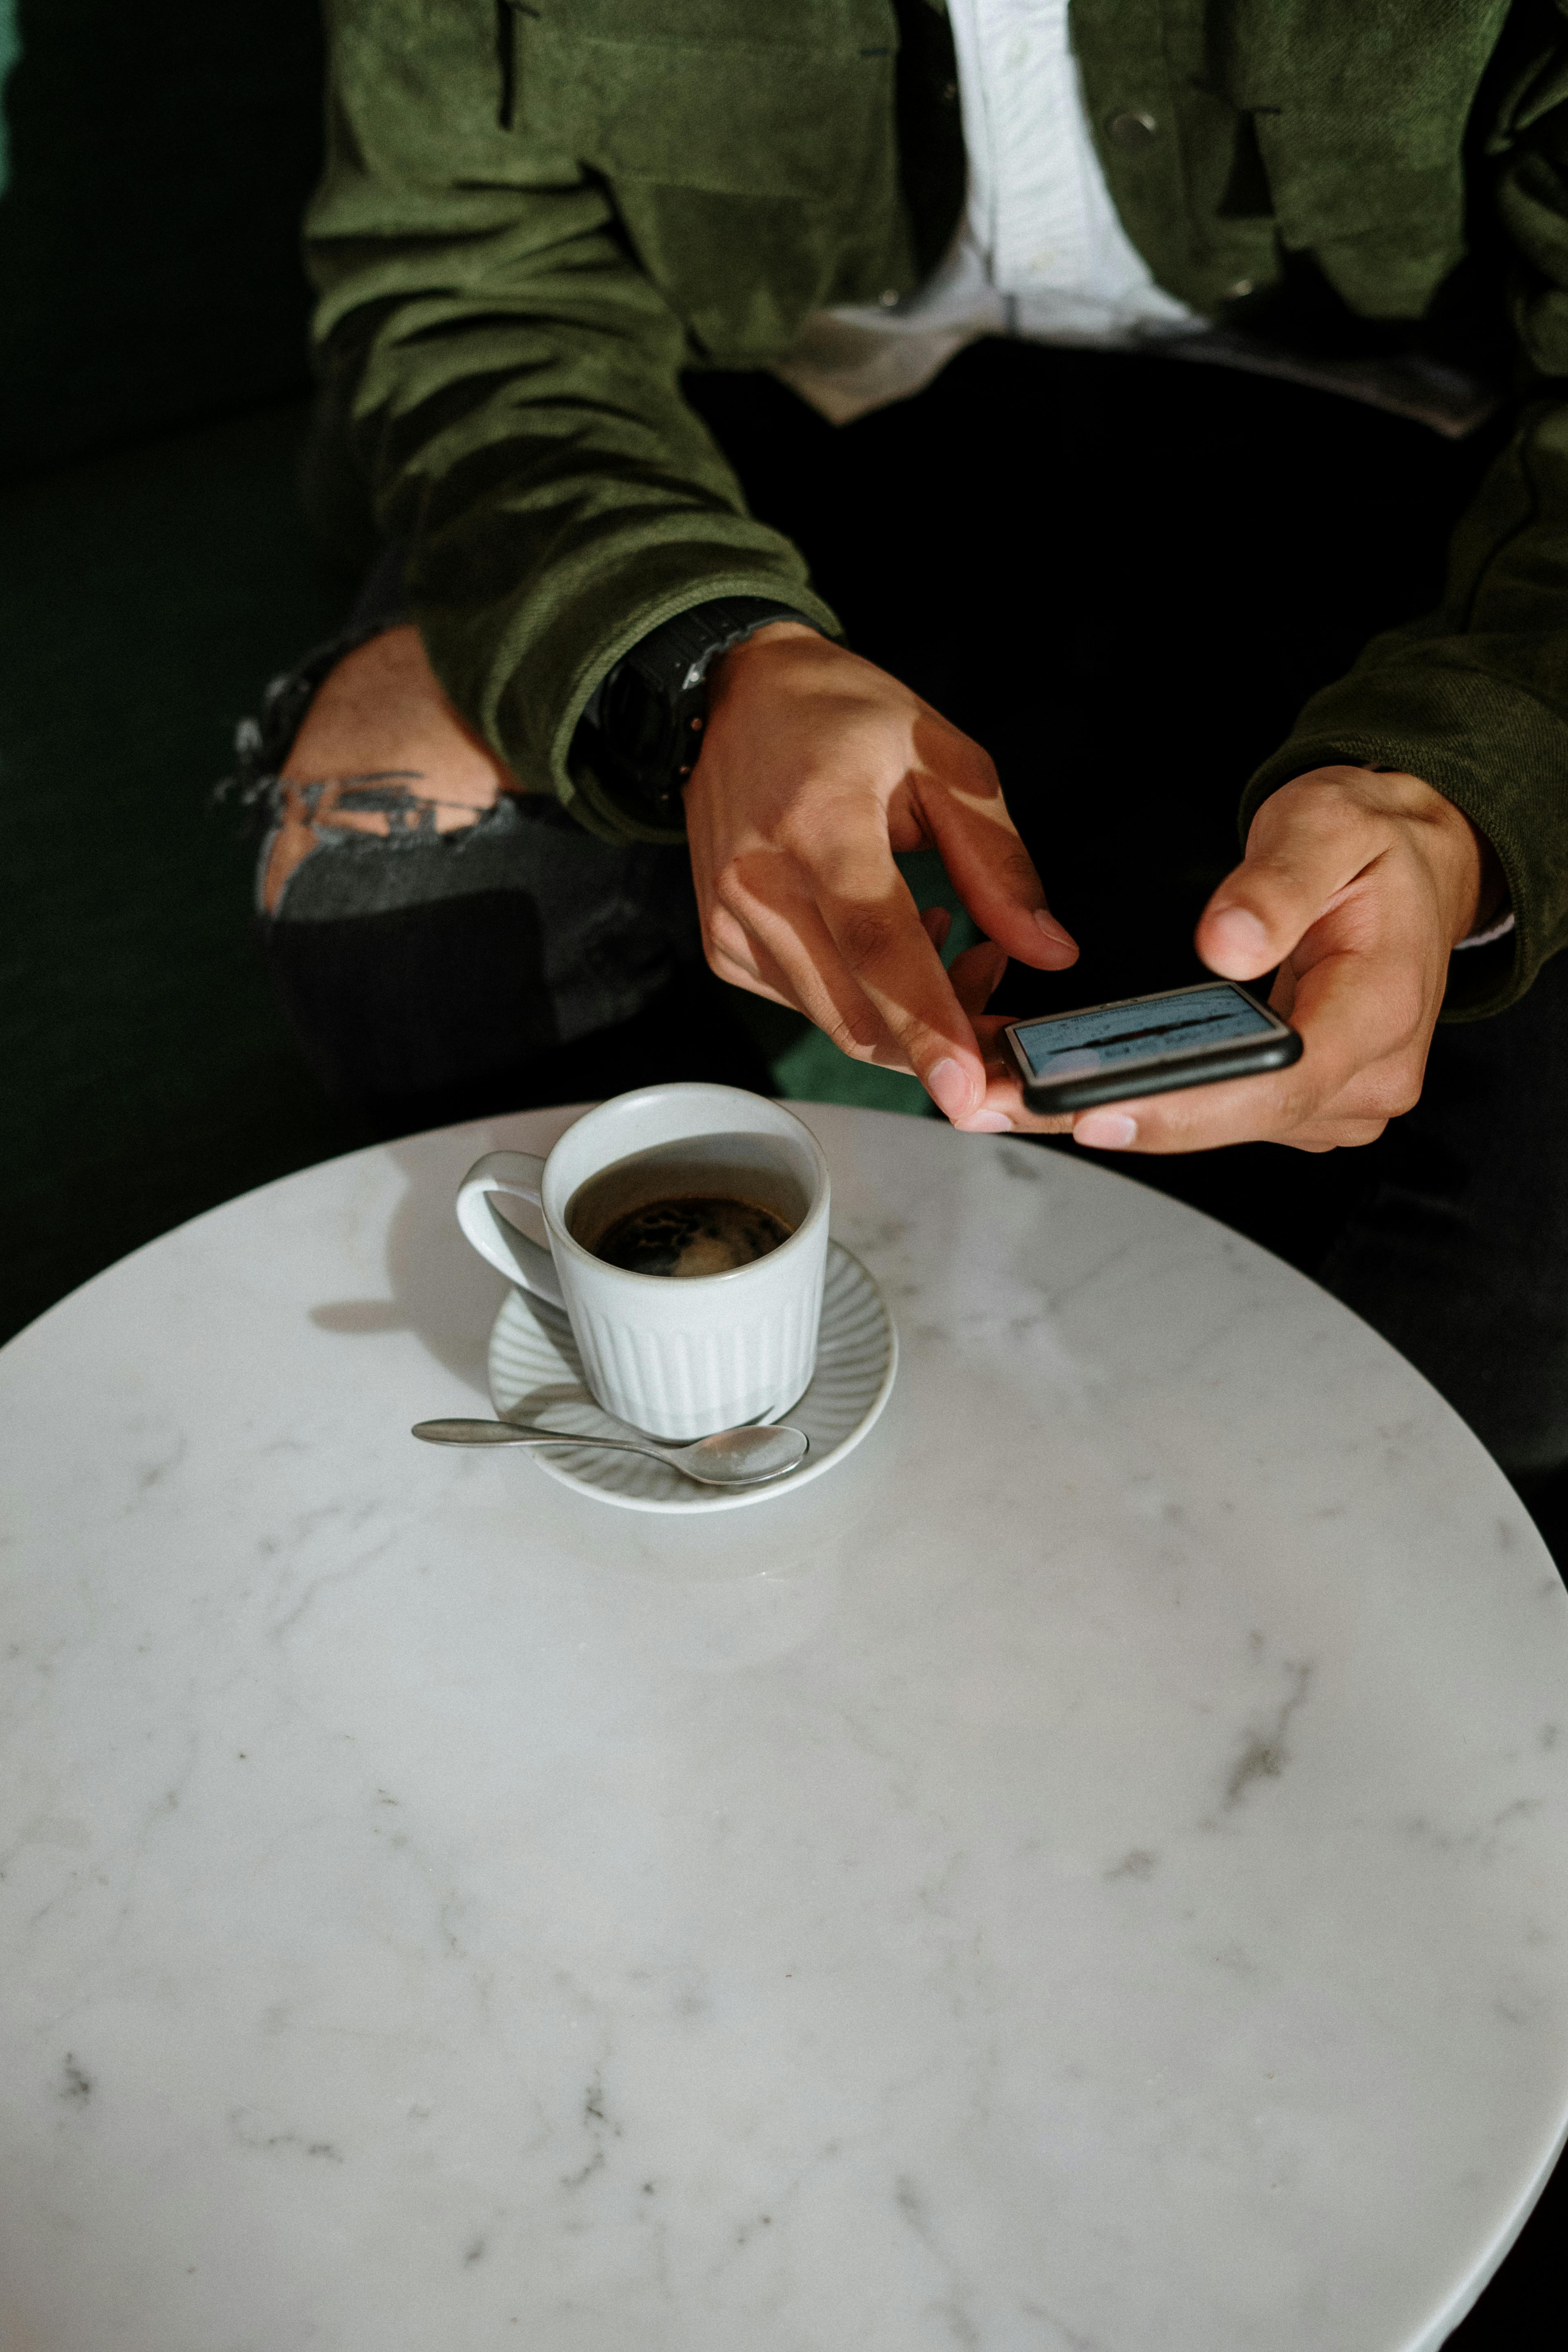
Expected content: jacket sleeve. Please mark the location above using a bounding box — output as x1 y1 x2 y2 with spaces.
1239 37 1568 1017
304 0 842 844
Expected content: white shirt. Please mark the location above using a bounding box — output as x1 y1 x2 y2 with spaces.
946 0 1194 343
775 0 1198 426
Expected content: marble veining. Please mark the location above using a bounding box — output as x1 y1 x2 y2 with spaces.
2 1105 1567 2351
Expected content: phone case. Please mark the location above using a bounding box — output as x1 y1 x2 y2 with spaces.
1005 1003 1302 1115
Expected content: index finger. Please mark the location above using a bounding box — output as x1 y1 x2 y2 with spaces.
909 731 1079 975
811 829 996 1125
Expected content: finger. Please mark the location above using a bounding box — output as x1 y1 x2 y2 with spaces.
977 1066 1070 1133
1267 959 1298 1021
1278 1119 1388 1152
922 905 953 953
908 732 1079 974
948 938 1009 1022
1070 925 1423 1154
806 839 996 1120
955 1019 1075 1134
711 931 954 1076
703 901 804 1007
1072 1085 1393 1152
715 890 992 1078
728 908 1015 1092
720 856 926 1073
705 944 797 1013
1197 778 1380 980
708 872 886 1048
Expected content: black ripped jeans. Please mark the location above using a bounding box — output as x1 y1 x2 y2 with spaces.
256 340 1568 1530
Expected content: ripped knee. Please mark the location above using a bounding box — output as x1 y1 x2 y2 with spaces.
260 771 487 916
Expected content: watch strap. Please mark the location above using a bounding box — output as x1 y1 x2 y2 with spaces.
581 596 820 821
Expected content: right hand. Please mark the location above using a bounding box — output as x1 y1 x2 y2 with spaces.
683 626 1078 1128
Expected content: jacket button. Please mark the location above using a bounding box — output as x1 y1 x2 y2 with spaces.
1107 109 1159 149
1226 277 1255 299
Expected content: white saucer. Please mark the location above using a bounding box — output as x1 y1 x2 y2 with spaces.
486 1240 896 1514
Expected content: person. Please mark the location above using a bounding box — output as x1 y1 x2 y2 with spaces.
234 0 1568 1529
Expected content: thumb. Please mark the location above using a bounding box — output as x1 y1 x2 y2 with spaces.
1198 779 1374 979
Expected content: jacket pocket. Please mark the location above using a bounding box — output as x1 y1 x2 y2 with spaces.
1223 0 1510 318
507 0 897 201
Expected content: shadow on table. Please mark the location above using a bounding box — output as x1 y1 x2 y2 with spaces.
306 1117 582 1399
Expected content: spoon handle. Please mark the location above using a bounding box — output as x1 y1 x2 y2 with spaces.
412 1418 660 1460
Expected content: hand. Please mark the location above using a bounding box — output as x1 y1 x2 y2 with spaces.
964 765 1499 1153
683 626 1078 1126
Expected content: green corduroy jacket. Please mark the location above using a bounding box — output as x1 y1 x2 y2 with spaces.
306 0 1568 1015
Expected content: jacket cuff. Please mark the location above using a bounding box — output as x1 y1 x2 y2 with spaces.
485 561 840 848
1239 657 1568 1019
554 570 842 842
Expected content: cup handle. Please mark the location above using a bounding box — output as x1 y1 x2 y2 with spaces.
455 1151 565 1308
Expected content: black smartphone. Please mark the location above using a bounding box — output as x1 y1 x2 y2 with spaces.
1002 980 1302 1115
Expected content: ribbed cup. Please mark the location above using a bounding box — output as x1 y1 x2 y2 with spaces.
540 1086 830 1442
571 1260 826 1439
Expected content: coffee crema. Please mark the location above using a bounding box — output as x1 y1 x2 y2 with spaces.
589 1194 793 1279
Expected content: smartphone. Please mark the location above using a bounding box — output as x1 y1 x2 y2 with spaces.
1002 980 1302 1115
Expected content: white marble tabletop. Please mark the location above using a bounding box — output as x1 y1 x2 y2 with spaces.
2 1102 1567 2352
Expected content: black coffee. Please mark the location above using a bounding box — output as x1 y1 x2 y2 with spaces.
590 1194 792 1279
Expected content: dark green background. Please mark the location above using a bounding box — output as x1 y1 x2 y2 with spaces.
0 0 355 1341
0 0 323 469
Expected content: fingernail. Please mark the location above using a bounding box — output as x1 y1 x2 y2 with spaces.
1074 1111 1137 1150
960 1109 1012 1133
1207 906 1270 966
1034 908 1075 947
927 1056 976 1121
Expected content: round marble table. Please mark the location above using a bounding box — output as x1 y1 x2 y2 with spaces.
2 1103 1567 2352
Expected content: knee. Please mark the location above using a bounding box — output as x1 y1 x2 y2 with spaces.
261 626 520 915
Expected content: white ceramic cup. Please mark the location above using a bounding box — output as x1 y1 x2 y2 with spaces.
455 1084 830 1441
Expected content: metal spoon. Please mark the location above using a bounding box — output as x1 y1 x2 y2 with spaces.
411 1416 809 1488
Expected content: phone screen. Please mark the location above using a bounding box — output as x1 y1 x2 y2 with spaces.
1010 983 1277 1084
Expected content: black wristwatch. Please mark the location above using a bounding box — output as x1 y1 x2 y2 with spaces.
576 597 819 822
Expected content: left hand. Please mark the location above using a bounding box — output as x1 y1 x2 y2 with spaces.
952 766 1500 1153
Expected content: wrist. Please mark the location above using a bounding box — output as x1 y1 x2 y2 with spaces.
577 599 823 822
1464 828 1508 939
1412 785 1500 946
709 618 824 684
1333 765 1498 946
